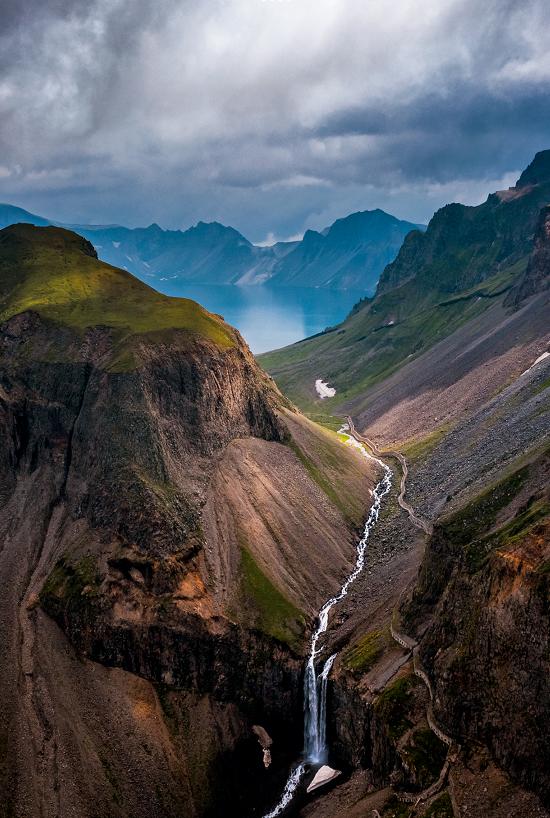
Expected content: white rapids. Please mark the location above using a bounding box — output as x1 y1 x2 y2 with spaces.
262 427 392 817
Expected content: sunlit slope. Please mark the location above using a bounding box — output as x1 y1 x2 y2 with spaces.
259 262 523 413
0 223 235 349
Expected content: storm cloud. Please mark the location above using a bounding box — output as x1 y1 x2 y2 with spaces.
1 0 549 240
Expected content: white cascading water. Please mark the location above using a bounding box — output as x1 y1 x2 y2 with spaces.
263 428 392 818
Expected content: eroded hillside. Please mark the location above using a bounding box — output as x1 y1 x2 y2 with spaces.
0 225 379 818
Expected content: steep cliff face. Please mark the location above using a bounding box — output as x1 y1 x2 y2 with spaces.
0 224 377 818
378 149 550 297
403 452 550 805
506 204 550 306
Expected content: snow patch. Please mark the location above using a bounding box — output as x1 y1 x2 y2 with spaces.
520 350 550 377
315 379 336 399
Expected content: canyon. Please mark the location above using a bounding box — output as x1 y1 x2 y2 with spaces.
0 149 548 818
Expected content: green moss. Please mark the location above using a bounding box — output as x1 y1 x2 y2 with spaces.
440 457 550 571
39 554 101 619
423 793 454 817
304 413 346 432
375 674 418 740
532 375 550 396
439 465 532 571
343 627 390 673
401 728 447 787
239 546 305 650
0 225 235 367
400 426 450 462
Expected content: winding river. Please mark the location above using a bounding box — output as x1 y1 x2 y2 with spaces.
263 428 393 817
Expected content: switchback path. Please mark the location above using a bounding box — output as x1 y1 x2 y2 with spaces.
346 417 433 536
346 416 457 805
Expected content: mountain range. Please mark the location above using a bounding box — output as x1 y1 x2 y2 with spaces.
0 202 423 293
0 151 548 818
260 149 550 415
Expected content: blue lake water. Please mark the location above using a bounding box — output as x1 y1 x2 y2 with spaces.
153 281 365 353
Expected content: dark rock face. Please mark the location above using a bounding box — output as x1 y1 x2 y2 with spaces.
403 454 550 806
506 204 550 306
516 149 550 187
0 305 300 818
1 311 285 553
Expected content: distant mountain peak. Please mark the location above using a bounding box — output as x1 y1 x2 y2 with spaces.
0 201 421 291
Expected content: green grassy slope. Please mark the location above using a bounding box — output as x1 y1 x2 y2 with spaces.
259 150 550 414
259 262 523 413
0 224 235 350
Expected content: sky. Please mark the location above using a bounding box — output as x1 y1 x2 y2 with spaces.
1 0 549 243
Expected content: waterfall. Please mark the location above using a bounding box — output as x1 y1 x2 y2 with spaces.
318 653 337 760
262 429 392 817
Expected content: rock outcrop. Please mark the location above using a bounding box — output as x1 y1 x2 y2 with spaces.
506 204 550 306
403 452 550 806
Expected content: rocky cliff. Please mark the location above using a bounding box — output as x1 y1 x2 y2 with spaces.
403 452 550 805
506 203 550 306
0 224 378 818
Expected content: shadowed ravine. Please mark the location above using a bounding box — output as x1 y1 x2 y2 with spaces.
262 429 393 817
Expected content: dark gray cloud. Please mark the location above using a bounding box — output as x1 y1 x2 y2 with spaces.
1 0 549 241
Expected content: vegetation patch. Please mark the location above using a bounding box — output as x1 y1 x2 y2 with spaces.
375 674 419 740
400 426 450 462
441 465 529 547
532 375 550 396
343 626 390 674
0 225 235 369
287 432 364 526
259 263 522 416
438 464 539 571
401 728 447 788
238 545 305 650
39 554 101 620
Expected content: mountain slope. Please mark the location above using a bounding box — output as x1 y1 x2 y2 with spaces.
263 153 550 818
0 204 421 292
0 224 379 818
259 150 550 414
268 209 424 291
0 202 50 228
0 224 235 353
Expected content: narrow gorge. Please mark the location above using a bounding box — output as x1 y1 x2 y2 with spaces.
264 431 392 817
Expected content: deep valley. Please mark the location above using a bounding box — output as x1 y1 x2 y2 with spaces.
0 151 549 818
